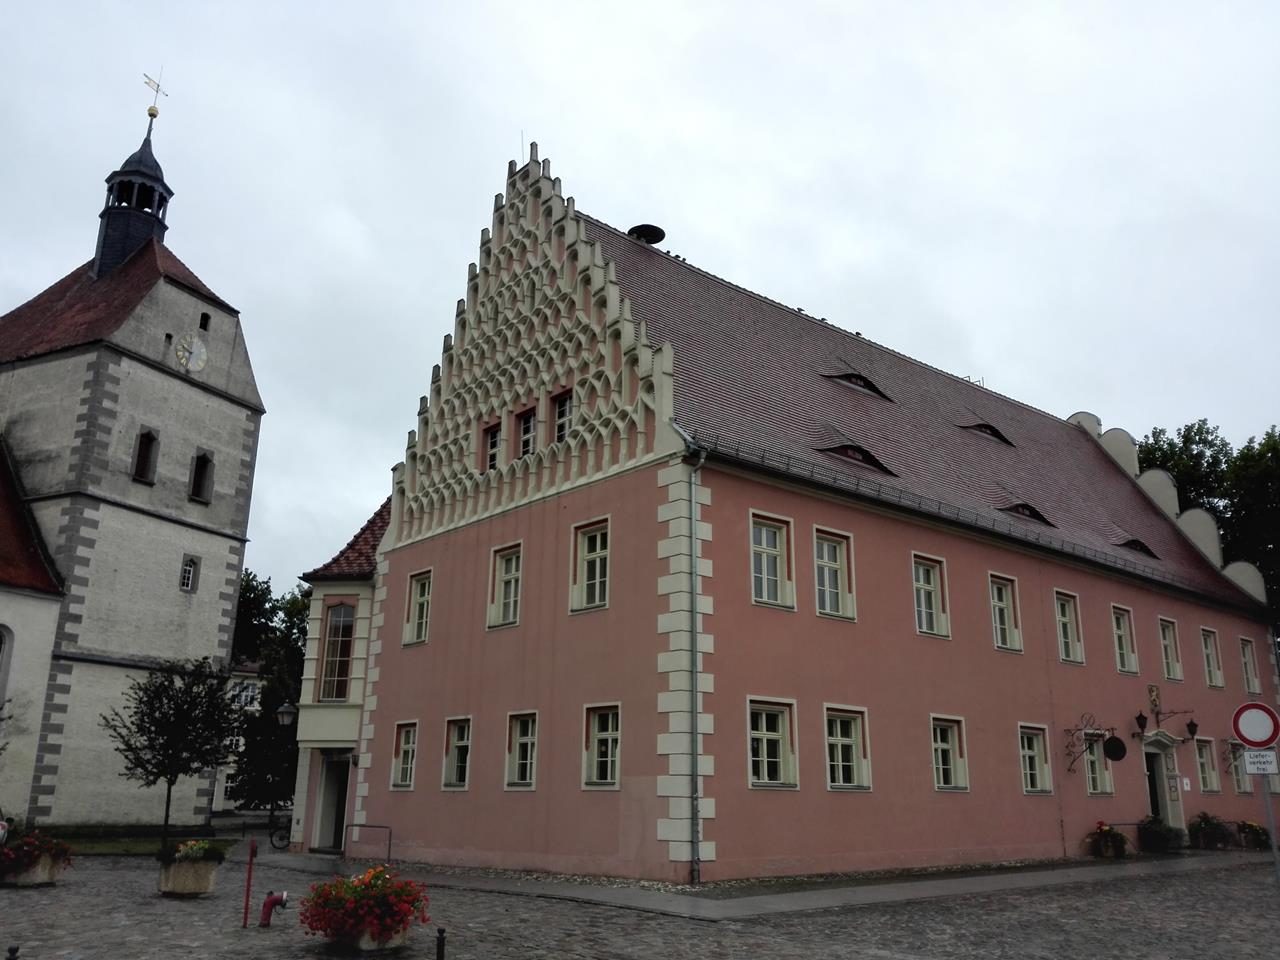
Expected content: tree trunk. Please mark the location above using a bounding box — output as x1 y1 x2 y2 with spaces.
162 780 174 853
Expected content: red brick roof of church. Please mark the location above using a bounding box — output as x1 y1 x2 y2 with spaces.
582 215 1257 611
0 238 234 364
0 435 62 596
303 497 392 582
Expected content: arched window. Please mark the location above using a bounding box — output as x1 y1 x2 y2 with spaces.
179 556 200 593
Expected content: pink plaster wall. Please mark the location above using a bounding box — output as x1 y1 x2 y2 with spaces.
698 466 1277 880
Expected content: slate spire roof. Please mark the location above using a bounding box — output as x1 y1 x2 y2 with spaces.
115 119 169 188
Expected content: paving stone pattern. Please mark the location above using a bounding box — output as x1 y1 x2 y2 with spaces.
3 852 1278 959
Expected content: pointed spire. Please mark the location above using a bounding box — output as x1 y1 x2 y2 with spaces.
92 107 175 277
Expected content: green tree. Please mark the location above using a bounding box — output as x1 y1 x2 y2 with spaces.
1137 419 1234 518
231 570 278 665
99 658 241 849
1223 427 1280 630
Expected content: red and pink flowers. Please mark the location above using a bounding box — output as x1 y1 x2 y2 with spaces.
299 865 429 946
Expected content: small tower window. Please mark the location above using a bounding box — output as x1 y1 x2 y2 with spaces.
199 312 210 332
189 452 214 504
179 555 201 593
132 429 159 484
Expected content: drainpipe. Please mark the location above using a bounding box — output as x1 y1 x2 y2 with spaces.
673 423 706 885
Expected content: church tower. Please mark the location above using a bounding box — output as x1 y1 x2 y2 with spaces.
0 106 263 827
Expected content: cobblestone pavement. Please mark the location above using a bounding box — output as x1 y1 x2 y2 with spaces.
4 851 1278 959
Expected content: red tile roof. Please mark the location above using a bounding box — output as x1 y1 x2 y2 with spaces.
0 435 62 596
0 239 234 364
583 216 1257 610
303 497 391 582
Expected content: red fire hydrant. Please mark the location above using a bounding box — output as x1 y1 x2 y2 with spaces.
259 890 288 927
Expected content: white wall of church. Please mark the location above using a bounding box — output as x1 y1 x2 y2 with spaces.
0 349 95 495
0 589 59 823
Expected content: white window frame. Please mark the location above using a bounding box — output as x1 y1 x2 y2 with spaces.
823 704 871 790
1201 627 1224 687
749 512 795 608
1229 741 1253 795
1158 617 1182 681
930 714 968 791
553 391 573 443
441 716 472 790
1195 737 1221 793
1017 723 1052 794
179 556 199 593
504 711 538 790
517 408 537 457
988 573 1022 652
1111 605 1138 674
913 554 950 637
484 423 501 472
487 543 522 628
747 697 798 788
318 603 356 703
404 569 432 645
1054 589 1084 664
583 702 621 789
390 721 418 790
570 518 610 612
1240 637 1261 694
813 527 856 620
1084 732 1114 795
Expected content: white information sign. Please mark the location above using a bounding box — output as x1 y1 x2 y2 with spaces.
1245 750 1279 775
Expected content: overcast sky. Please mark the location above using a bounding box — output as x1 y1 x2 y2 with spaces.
3 2 1277 594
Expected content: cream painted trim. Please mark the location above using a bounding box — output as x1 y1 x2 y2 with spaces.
813 525 857 621
486 540 524 630
822 702 872 791
929 712 969 792
1156 615 1184 682
1052 588 1086 665
1110 603 1139 675
987 569 1023 653
1199 625 1225 688
503 709 539 791
1016 721 1053 795
402 567 433 646
1194 736 1221 793
746 696 799 789
581 701 622 791
568 515 611 614
1082 728 1116 796
1240 636 1262 694
440 714 472 791
1226 738 1255 794
389 719 419 791
911 552 951 638
747 509 797 610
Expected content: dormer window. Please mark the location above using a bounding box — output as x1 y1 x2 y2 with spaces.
1119 538 1158 559
819 444 896 476
962 423 1014 446
824 372 892 402
1000 503 1053 526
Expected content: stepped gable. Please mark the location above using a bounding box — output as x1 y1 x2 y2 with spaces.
0 434 62 595
581 214 1254 609
0 238 234 364
304 497 392 582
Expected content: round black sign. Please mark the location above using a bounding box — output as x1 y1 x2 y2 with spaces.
1102 735 1128 762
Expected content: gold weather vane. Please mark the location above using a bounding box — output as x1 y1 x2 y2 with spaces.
143 70 169 116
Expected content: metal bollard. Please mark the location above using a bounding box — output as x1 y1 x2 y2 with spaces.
435 926 446 959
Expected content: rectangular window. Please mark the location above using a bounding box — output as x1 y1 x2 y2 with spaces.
1112 606 1138 674
814 531 855 619
443 718 471 789
749 701 796 786
914 556 949 635
1202 629 1224 687
585 706 620 786
1241 638 1261 694
392 722 417 789
406 571 431 645
825 708 870 788
750 516 793 607
1159 618 1182 680
489 546 522 627
517 409 536 457
1055 591 1083 663
1230 744 1252 795
506 713 537 788
1019 725 1052 793
132 429 159 484
318 603 355 702
553 391 573 443
931 716 967 790
179 555 200 593
484 424 501 472
1195 738 1220 792
189 451 214 503
1084 735 1114 795
573 522 609 610
989 575 1021 651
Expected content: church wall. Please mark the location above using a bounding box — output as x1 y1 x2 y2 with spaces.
0 348 98 497
0 589 60 822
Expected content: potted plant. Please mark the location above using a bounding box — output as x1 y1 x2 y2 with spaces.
157 839 225 897
1087 820 1129 859
300 865 430 952
1187 812 1236 850
0 830 72 886
1137 816 1185 854
1238 820 1271 850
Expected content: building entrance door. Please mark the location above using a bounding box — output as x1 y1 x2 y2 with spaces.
1145 753 1161 817
1143 741 1185 833
313 751 351 852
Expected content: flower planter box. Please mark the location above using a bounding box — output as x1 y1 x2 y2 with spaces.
336 926 411 952
1 854 65 887
158 860 219 897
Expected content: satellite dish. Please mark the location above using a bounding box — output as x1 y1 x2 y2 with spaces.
1102 736 1128 762
627 223 666 245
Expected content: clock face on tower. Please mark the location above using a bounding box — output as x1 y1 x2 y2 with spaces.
175 333 208 372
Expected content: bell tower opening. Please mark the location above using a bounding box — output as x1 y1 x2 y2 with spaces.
92 105 174 278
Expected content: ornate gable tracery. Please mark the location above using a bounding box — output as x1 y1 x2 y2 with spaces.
394 145 677 544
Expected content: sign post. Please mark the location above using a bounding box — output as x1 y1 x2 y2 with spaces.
1232 702 1280 887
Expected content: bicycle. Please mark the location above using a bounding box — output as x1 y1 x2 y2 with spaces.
266 809 292 851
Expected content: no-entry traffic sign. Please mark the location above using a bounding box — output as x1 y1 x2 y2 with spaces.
1232 702 1280 749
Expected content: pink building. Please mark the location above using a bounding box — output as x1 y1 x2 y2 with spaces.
291 146 1276 882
